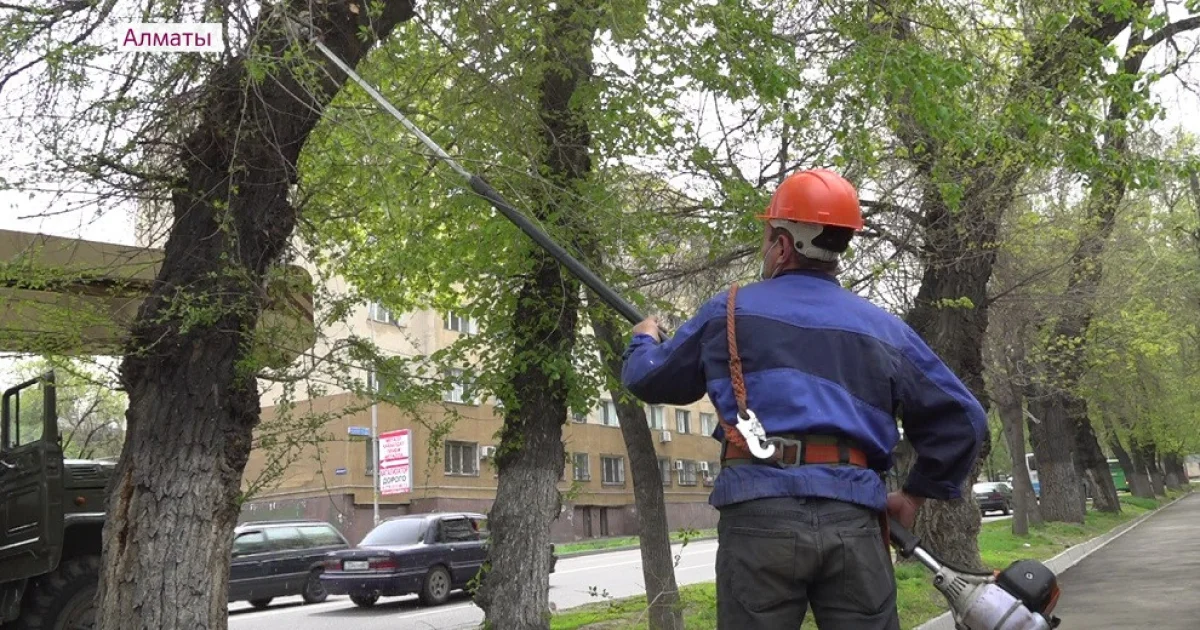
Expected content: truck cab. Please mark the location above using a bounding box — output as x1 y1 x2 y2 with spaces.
1 372 112 629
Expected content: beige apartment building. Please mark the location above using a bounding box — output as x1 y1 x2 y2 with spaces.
240 296 724 545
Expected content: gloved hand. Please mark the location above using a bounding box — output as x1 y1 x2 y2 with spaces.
886 491 925 529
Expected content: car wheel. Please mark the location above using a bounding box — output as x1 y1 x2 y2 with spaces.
1002 502 1011 516
12 555 99 630
301 569 328 604
350 593 379 608
418 565 452 606
249 599 273 610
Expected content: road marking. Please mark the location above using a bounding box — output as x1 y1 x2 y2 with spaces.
388 602 477 620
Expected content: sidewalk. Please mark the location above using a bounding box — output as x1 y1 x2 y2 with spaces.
1054 492 1200 629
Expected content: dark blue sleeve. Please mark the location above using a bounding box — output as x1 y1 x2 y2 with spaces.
620 292 726 405
893 328 988 501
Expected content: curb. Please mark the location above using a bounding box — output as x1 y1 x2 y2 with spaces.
557 535 718 559
913 492 1192 630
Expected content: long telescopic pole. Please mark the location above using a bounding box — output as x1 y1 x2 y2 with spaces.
284 16 647 327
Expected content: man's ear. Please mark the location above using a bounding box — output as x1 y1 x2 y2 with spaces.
777 230 796 262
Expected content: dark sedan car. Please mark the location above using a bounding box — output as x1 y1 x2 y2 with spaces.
973 481 1013 515
230 520 351 609
320 512 558 608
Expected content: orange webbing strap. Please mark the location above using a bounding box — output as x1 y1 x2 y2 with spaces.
720 283 750 452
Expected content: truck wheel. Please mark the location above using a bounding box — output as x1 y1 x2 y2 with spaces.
350 593 379 608
418 566 451 606
13 555 100 630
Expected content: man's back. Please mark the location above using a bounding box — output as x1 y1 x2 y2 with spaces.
622 268 986 513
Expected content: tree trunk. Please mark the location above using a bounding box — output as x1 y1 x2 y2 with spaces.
97 6 414 630
1141 441 1167 497
474 4 597 628
1075 416 1120 512
1163 453 1183 491
591 315 683 630
1026 391 1085 523
1128 436 1157 498
1110 432 1151 498
902 184 1000 571
996 386 1040 534
1169 455 1190 488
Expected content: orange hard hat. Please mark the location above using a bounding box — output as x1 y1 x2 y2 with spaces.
757 169 864 230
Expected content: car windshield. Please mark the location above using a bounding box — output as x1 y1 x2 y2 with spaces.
360 519 426 546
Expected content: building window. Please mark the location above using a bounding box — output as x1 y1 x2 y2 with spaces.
599 400 619 426
368 302 400 325
648 405 664 430
699 412 716 435
444 311 478 334
675 409 691 434
443 368 475 405
445 441 478 476
601 456 625 485
658 457 671 486
573 453 590 481
678 460 698 486
703 461 720 486
572 410 587 423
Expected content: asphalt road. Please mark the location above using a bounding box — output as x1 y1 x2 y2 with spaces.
1054 493 1200 629
229 513 1012 630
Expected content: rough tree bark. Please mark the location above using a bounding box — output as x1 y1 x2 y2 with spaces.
97 4 416 630
1025 392 1085 523
871 0 1136 568
994 384 1040 534
591 315 683 630
1163 453 1183 490
474 3 598 628
1137 440 1167 497
1109 430 1152 498
1129 436 1160 497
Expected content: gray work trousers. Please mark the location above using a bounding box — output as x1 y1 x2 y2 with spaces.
716 496 901 630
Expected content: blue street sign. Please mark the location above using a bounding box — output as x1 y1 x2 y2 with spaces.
347 426 371 437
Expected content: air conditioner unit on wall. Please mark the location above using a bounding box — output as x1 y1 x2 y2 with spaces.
660 430 672 443
675 460 686 471
699 462 709 472
480 445 497 459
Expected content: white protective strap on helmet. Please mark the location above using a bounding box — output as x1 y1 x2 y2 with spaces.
768 219 840 262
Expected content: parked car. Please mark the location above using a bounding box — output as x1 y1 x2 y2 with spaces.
230 520 351 609
973 481 1013 515
320 512 559 608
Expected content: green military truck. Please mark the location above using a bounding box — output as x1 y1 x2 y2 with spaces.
1 372 109 629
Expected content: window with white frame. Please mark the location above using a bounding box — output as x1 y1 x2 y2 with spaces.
601 456 625 485
444 441 478 476
658 457 671 486
368 302 400 325
699 412 716 435
648 405 664 430
443 368 475 405
678 460 698 486
675 409 691 434
573 453 590 481
443 311 478 334
600 400 619 427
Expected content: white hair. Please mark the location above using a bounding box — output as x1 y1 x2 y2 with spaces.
768 219 840 262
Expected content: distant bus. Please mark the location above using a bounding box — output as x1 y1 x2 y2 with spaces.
1108 459 1128 492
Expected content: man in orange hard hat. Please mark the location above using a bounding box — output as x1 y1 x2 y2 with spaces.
621 169 987 629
